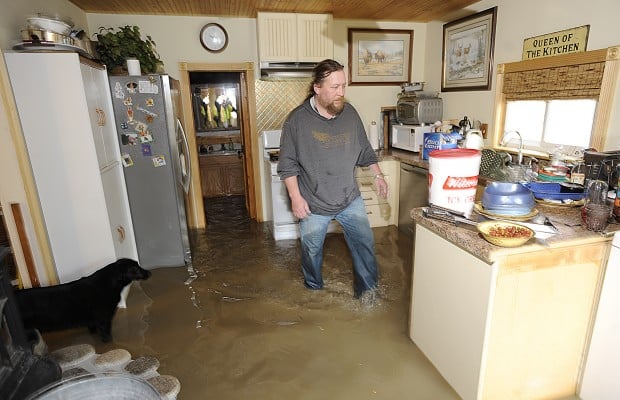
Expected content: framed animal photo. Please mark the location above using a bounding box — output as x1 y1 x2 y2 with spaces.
441 7 497 91
348 28 413 85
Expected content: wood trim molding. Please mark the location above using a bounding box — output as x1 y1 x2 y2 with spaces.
177 62 259 229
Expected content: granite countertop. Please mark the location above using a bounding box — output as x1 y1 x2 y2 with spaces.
376 148 428 168
411 204 620 263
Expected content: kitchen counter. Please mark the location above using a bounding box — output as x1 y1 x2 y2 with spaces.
408 202 619 400
412 204 620 263
376 148 428 168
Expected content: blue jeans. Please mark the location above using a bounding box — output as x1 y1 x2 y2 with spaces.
299 196 378 298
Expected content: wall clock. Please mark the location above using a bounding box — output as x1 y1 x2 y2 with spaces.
200 23 228 53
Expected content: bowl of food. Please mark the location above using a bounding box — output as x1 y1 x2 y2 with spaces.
477 220 534 247
482 182 535 210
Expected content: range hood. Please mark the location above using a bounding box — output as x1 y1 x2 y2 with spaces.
260 61 317 80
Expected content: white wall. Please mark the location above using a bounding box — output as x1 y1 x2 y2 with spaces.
85 14 425 136
424 0 620 150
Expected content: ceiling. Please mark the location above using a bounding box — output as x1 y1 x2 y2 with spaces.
68 0 481 22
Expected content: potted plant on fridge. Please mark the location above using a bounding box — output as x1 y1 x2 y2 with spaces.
94 25 163 74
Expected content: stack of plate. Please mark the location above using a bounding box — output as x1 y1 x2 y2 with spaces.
480 182 536 216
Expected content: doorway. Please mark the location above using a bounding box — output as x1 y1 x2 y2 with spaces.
178 62 260 230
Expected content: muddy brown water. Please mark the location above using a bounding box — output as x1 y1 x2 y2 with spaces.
42 196 460 399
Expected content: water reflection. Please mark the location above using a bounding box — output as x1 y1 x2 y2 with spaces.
42 196 460 399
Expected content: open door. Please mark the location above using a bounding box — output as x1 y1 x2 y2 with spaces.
178 62 259 229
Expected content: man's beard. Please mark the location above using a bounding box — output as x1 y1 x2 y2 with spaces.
323 97 345 115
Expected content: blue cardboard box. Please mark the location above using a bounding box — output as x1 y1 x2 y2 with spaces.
422 132 459 160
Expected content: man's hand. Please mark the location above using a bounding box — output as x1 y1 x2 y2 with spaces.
291 195 311 219
375 176 388 199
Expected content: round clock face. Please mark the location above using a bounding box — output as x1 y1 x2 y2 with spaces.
200 23 228 52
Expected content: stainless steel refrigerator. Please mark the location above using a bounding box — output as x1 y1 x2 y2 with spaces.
108 74 191 269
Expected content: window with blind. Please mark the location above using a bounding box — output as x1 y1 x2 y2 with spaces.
492 46 620 158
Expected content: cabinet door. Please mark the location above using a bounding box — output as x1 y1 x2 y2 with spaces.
257 12 333 62
91 66 120 168
257 12 297 62
80 63 107 168
80 63 118 169
297 13 333 62
411 225 494 400
100 164 138 260
226 160 245 196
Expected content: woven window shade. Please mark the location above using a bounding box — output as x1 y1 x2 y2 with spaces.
503 61 604 100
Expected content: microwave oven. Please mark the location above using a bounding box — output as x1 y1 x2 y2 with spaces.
396 97 443 125
392 124 434 152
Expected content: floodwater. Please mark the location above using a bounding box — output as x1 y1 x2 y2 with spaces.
42 196 460 399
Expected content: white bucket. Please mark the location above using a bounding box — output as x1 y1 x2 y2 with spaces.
428 148 481 218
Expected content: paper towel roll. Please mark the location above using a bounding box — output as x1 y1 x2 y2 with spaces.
126 58 141 76
369 121 379 150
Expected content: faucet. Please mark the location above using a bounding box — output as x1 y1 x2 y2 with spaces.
500 130 523 165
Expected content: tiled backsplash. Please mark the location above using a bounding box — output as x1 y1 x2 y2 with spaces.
255 79 311 133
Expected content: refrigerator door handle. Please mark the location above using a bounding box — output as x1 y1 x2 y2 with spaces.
177 118 191 194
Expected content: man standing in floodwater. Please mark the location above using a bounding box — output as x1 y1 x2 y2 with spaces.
277 59 388 303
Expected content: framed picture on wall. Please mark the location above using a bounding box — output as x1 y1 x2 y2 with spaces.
348 28 413 85
441 7 497 92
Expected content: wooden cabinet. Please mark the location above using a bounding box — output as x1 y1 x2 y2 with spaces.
355 160 399 227
257 12 333 63
410 224 609 400
199 155 245 198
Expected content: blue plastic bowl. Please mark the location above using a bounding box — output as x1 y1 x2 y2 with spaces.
482 182 535 210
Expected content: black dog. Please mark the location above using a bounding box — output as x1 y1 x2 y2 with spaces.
14 258 151 342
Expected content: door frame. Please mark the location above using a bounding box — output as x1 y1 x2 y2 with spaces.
178 62 260 229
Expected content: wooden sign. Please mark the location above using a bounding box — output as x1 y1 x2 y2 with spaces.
522 25 589 60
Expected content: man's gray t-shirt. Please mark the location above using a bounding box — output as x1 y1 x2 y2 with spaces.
277 98 378 215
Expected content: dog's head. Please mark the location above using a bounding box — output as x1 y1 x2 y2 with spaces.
117 258 151 281
105 258 151 287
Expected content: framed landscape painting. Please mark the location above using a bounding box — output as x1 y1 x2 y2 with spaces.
348 28 413 85
441 7 497 91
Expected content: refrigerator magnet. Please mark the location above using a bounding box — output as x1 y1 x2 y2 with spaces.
126 133 138 145
121 153 134 167
152 155 166 167
137 106 158 119
139 133 153 144
141 143 152 156
113 82 124 99
145 98 154 107
138 80 159 94
123 97 133 106
126 81 138 94
120 122 128 130
135 121 148 133
127 106 134 122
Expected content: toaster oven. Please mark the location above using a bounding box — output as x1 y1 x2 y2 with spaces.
396 97 443 125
